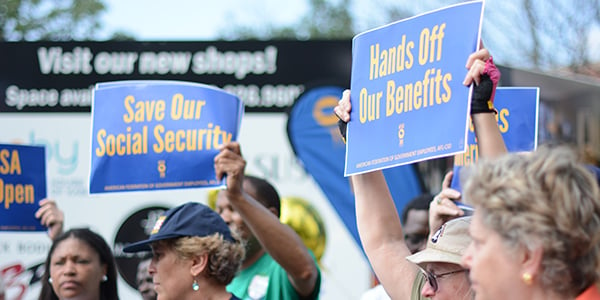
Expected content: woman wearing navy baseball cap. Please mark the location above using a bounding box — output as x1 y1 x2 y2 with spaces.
124 202 245 300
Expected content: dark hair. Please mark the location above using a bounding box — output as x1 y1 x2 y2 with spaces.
244 175 281 217
401 193 433 225
39 228 119 300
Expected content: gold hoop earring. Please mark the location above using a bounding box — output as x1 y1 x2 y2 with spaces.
522 273 532 285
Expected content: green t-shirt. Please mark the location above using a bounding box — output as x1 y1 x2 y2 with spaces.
227 253 321 300
410 272 430 300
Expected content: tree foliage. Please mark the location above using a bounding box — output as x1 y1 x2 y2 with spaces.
220 0 356 40
221 0 599 73
484 0 600 72
0 0 106 41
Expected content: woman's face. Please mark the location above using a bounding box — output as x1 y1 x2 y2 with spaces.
462 212 526 300
149 243 194 300
49 237 106 300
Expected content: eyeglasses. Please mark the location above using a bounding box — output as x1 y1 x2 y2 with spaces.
422 269 468 292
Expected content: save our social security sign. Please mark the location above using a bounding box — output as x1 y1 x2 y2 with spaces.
0 143 47 231
89 80 243 194
345 1 484 176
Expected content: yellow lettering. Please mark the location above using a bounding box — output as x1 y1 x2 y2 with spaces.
418 27 430 65
386 81 396 117
175 130 186 152
0 179 34 209
153 124 165 153
0 149 9 174
123 95 135 123
96 129 106 157
379 49 388 78
164 131 175 152
358 88 381 123
498 108 509 133
122 95 165 123
152 124 234 153
96 127 148 157
369 37 414 80
441 73 452 103
370 44 379 80
418 24 446 66
0 150 21 175
170 93 205 120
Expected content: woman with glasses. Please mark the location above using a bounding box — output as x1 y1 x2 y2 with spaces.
335 44 506 299
461 145 600 300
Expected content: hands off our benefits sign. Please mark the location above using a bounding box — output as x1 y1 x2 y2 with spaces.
345 1 484 176
89 81 243 194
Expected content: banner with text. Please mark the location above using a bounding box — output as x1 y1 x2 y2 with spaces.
451 87 540 190
345 1 484 175
0 144 47 231
0 41 352 114
89 80 243 194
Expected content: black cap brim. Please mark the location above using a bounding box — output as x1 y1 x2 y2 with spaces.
123 239 153 253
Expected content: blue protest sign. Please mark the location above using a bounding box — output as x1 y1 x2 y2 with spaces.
345 1 484 176
286 85 423 248
0 144 47 231
451 87 540 190
90 80 243 194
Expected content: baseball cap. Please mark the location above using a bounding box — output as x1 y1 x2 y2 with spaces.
406 216 472 266
123 202 234 253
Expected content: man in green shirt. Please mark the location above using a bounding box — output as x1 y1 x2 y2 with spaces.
214 142 321 300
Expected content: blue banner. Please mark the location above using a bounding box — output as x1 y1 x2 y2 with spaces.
0 144 47 231
90 80 243 194
451 87 540 190
287 85 423 248
346 1 484 175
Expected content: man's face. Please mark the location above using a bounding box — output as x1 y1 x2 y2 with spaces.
215 190 251 241
215 181 264 258
136 258 156 300
404 209 429 254
420 262 471 300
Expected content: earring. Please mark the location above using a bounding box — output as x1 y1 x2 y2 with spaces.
48 277 53 284
522 273 533 285
101 275 108 282
192 279 199 291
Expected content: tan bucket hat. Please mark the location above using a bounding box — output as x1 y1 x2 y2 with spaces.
406 216 472 266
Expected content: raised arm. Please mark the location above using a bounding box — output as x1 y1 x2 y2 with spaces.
35 198 64 241
336 91 417 299
430 46 508 232
214 142 319 297
352 171 417 299
464 47 507 159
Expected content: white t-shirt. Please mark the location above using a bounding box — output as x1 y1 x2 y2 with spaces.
360 284 391 300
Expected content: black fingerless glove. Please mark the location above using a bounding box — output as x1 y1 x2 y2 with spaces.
470 74 497 114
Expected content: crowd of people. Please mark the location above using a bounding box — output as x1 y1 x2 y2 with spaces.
28 140 321 300
0 25 598 300
334 44 600 300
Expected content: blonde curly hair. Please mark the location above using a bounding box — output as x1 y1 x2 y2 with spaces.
463 145 600 297
155 231 245 285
